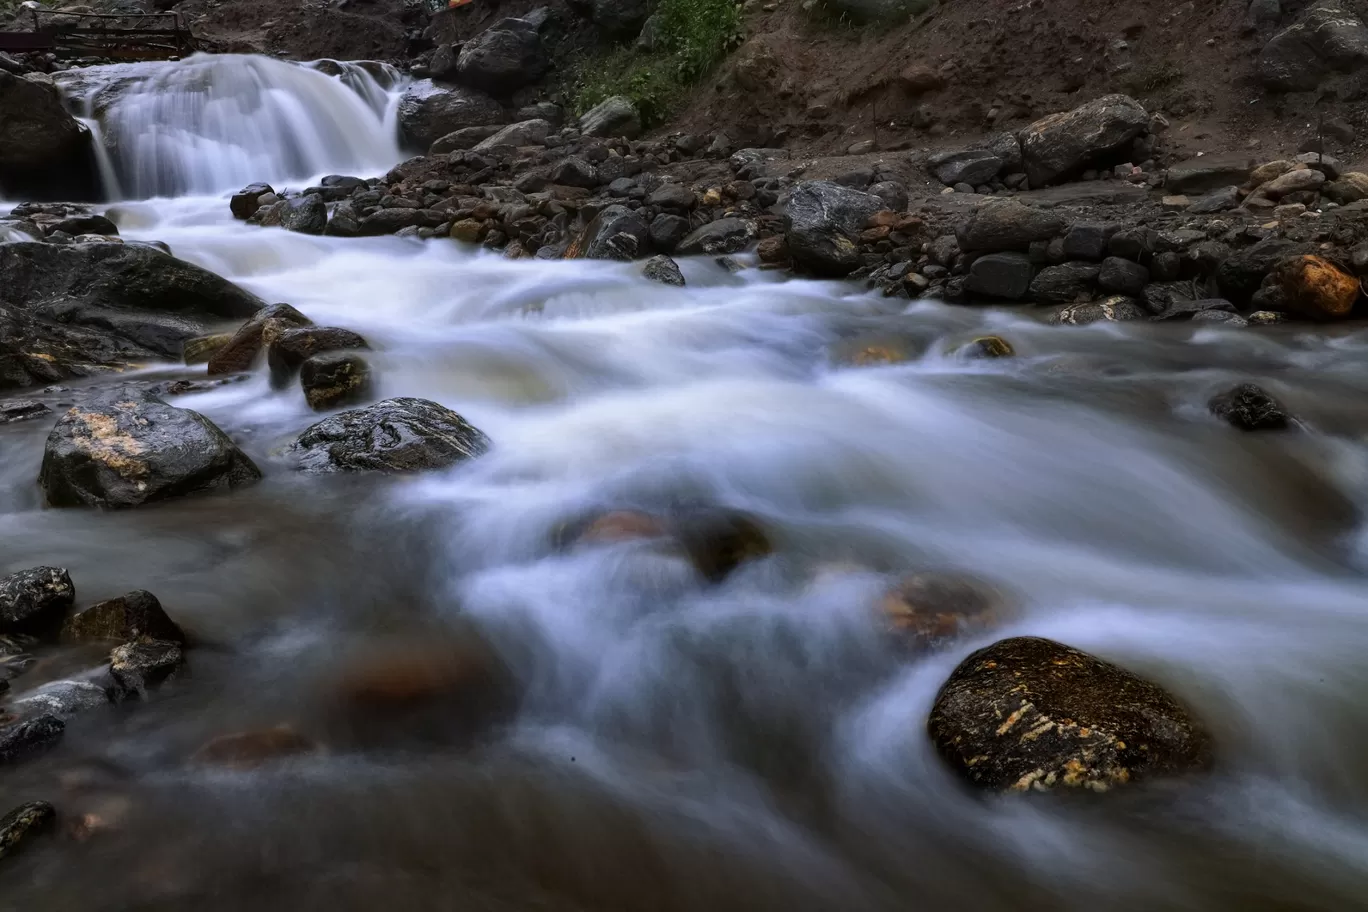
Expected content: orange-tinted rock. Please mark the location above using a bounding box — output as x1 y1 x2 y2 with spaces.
192 725 318 770
576 510 669 545
880 571 1011 649
1275 254 1360 321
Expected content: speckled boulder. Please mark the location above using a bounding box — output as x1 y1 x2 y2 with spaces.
61 590 184 644
0 801 55 860
0 567 74 634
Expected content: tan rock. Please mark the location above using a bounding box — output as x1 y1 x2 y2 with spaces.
1274 254 1360 321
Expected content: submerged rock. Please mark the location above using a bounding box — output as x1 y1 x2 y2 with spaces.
642 255 686 286
881 571 1010 649
192 725 319 770
207 303 312 376
928 636 1212 793
61 590 184 644
673 509 773 583
288 397 490 474
1208 383 1292 431
267 326 370 389
110 639 184 698
0 567 75 635
39 390 262 509
0 801 55 860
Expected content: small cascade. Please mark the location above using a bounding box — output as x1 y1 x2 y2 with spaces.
57 53 407 200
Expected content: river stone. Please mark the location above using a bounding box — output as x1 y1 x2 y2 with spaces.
1273 254 1360 320
358 208 447 236
267 326 370 389
61 590 184 644
288 397 491 474
431 125 503 154
279 195 327 235
881 571 1010 650
10 681 110 720
192 725 319 770
1215 238 1314 303
1018 94 1149 187
39 390 262 509
182 333 233 366
230 183 274 220
0 801 55 860
1209 382 1292 431
579 96 642 139
676 218 757 256
672 509 773 583
398 80 506 151
0 400 51 424
965 253 1033 300
565 205 650 261
300 352 374 411
0 714 63 764
207 303 312 376
550 156 599 189
1029 261 1100 303
455 18 547 96
110 639 184 697
473 119 552 151
785 181 885 277
928 148 1004 187
1098 256 1150 295
0 70 91 198
643 255 686 286
649 214 691 253
1259 1 1368 92
0 567 74 635
928 636 1213 793
1049 296 1148 325
957 199 1064 253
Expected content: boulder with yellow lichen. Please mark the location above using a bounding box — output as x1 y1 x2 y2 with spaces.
1273 254 1361 321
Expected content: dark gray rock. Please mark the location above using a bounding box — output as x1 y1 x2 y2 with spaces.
928 636 1213 792
0 714 62 764
957 200 1064 253
0 801 55 859
430 125 504 154
110 639 183 698
1209 382 1292 431
649 214 691 253
988 132 1024 173
566 205 650 261
300 352 373 412
643 255 686 286
1259 1 1368 92
1187 186 1241 214
39 390 262 509
868 180 909 211
0 70 91 198
1151 251 1183 282
1061 223 1115 261
966 253 1034 300
268 326 370 389
1151 294 1238 321
473 119 552 151
324 201 361 237
647 183 697 211
398 80 505 151
1249 0 1282 28
1165 155 1255 194
1049 296 1148 325
928 148 1003 186
0 567 74 635
1108 227 1158 261
1029 261 1101 303
10 681 110 720
784 181 884 276
279 195 327 235
1019 94 1149 187
455 18 547 96
288 397 491 474
61 590 183 644
1216 238 1313 302
677 218 757 256
589 0 653 38
358 208 447 236
550 156 599 188
0 400 51 423
1098 257 1150 295
580 96 641 139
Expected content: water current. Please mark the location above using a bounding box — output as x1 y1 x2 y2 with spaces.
1 53 1367 912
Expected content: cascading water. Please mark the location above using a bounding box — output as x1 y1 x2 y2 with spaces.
2 53 1368 912
56 53 405 200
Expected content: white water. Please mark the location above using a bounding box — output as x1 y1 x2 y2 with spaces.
3 54 1368 911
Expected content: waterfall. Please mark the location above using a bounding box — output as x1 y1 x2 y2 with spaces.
56 53 407 201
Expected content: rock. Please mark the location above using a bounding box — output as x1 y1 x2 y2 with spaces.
1216 238 1313 302
1262 168 1326 198
1148 295 1239 321
0 567 74 635
957 336 1014 359
869 180 909 211
649 214 691 253
1322 171 1368 203
643 255 685 286
1165 155 1255 194
39 390 262 509
450 219 484 243
676 218 757 256
207 302 312 376
784 181 885 276
1273 254 1360 320
182 333 232 366
0 70 92 198
0 801 55 860
473 119 552 151
109 639 183 697
323 201 361 238
565 205 650 261
300 352 373 411
1019 94 1149 187
988 132 1024 173
267 326 369 389
1296 151 1341 178
1061 223 1114 261
1247 159 1296 187
589 0 653 37
430 125 504 154
957 199 1064 252
1186 186 1241 213
928 148 1003 187
1029 261 1100 303
672 509 773 583
192 726 318 770
1259 1 1368 92
647 183 697 211
397 80 505 151
1248 0 1281 27
288 397 490 474
358 208 447 236
0 400 51 424
1209 383 1291 430
550 156 599 189
928 637 1213 793
1098 257 1150 295
580 96 641 139
0 715 63 764
455 18 546 96
1049 296 1147 325
881 571 1009 649
965 253 1034 300
61 590 183 644
899 63 945 94
278 195 327 235
10 681 110 720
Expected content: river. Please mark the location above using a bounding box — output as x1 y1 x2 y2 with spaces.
0 53 1366 912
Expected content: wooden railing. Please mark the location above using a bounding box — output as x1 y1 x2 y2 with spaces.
0 7 195 60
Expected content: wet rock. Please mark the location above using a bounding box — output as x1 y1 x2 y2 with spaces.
323 201 360 238
672 509 773 583
965 253 1033 300
267 326 369 389
1149 294 1238 321
957 199 1064 253
192 725 319 770
957 336 1014 359
0 714 63 764
1273 254 1360 320
474 119 552 151
0 399 51 424
1248 310 1289 325
647 183 698 211
430 125 503 154
455 18 546 96
1019 95 1149 187
649 214 691 253
785 181 885 276
397 80 505 151
288 397 490 474
561 510 670 548
643 255 685 287
278 195 327 235
109 639 184 697
1209 382 1292 431
1029 261 1100 303
1186 186 1241 214
300 352 374 411
580 96 641 139
1262 168 1326 198
1165 156 1254 194
1061 223 1114 261
676 218 757 256
207 303 312 375
10 681 110 720
550 156 599 189
1259 1 1368 92
182 333 233 366
358 208 447 236
881 571 1009 649
928 636 1213 793
565 205 650 261
39 390 262 509
0 801 55 860
1098 257 1150 295
230 183 274 220
0 567 74 636
928 148 1003 187
1216 238 1313 303
61 590 184 644
1049 296 1148 325
0 70 91 198
1192 311 1248 327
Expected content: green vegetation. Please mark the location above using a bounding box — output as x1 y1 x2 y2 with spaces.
572 0 745 128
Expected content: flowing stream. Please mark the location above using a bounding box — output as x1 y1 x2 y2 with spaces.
1 54 1367 912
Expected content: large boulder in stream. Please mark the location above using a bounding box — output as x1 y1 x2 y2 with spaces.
784 181 885 277
0 70 95 199
928 637 1213 793
454 18 547 96
287 397 491 474
39 389 262 509
397 80 506 151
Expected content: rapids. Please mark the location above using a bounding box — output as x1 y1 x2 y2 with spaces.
1 53 1367 912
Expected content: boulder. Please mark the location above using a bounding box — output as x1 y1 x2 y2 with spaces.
207 302 312 376
278 195 327 235
0 567 75 635
288 397 491 474
643 255 686 286
1061 223 1115 261
580 96 641 139
1018 95 1149 187
397 80 505 151
564 205 650 261
676 218 757 256
61 590 184 644
324 201 361 238
647 183 697 211
1098 256 1150 295
473 119 552 151
1165 155 1255 194
0 715 62 764
39 390 262 509
1029 262 1100 303
267 326 369 388
455 18 547 96
1216 238 1313 302
550 156 599 189
928 148 1003 187
1209 382 1292 431
0 400 50 424
784 181 885 276
965 252 1034 300
9 681 110 720
1259 1 1368 92
928 636 1212 793
110 639 183 697
357 208 447 236
0 70 93 199
0 801 55 860
1049 296 1148 325
1272 254 1360 320
1261 168 1326 197
300 352 374 411
1323 171 1368 203
956 199 1064 252
649 213 691 253
430 125 504 154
